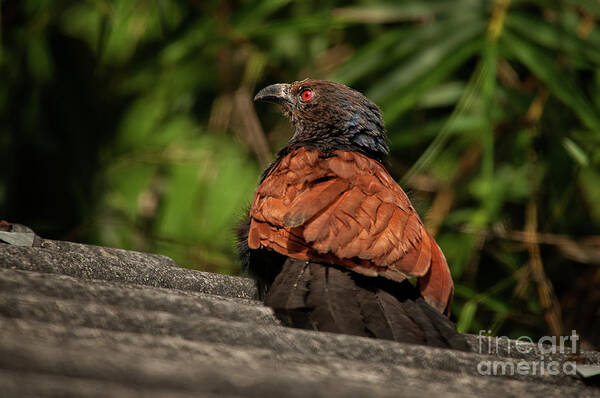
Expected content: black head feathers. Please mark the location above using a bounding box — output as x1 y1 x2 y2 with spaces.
254 79 389 162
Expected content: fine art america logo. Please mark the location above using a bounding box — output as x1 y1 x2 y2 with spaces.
476 330 579 376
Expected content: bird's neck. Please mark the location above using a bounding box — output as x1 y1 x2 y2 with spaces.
259 137 387 183
287 133 388 164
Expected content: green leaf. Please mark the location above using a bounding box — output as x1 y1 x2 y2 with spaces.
437 232 479 279
579 167 600 223
335 12 483 86
389 114 485 149
332 1 461 23
103 162 158 221
241 15 344 38
563 0 600 17
501 30 600 132
153 134 259 266
454 285 513 314
369 20 485 103
457 300 478 332
27 37 53 81
332 30 405 85
416 81 466 108
562 138 590 167
562 137 589 167
400 47 485 183
480 39 498 219
234 0 293 31
382 38 483 124
506 12 600 66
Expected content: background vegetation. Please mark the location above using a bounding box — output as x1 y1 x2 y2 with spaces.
2 0 599 348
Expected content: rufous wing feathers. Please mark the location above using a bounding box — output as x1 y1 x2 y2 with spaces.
249 147 454 315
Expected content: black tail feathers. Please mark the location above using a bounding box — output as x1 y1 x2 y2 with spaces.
264 258 469 351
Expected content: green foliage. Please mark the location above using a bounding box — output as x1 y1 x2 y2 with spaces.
2 0 600 344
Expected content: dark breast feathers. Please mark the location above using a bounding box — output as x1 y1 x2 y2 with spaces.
240 146 468 350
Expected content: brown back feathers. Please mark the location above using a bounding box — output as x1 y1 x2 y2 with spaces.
248 146 454 316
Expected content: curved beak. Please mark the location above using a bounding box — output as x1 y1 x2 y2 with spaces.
254 83 291 105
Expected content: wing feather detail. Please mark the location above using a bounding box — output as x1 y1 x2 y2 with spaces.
249 147 454 315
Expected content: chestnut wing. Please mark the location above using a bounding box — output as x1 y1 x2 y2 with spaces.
249 147 453 315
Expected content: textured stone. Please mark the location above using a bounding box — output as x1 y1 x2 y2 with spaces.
0 241 257 299
0 268 272 323
0 236 599 397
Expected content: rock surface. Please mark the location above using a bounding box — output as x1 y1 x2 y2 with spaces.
0 226 599 397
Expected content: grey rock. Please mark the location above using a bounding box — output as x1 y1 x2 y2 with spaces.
0 236 599 397
0 241 257 299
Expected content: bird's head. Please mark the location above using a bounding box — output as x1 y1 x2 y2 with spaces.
254 79 389 161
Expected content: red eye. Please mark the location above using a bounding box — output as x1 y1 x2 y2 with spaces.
300 89 312 102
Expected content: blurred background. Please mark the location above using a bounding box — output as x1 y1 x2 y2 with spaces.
1 0 599 348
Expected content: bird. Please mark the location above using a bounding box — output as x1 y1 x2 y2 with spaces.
237 79 469 350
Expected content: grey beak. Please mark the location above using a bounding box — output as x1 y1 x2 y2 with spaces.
254 83 291 104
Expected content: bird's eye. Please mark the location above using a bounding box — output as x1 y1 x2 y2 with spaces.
300 89 313 102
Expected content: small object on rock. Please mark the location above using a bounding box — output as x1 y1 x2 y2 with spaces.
0 220 11 231
577 364 600 379
0 221 36 247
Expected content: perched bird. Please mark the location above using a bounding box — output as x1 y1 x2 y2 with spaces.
237 79 468 350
